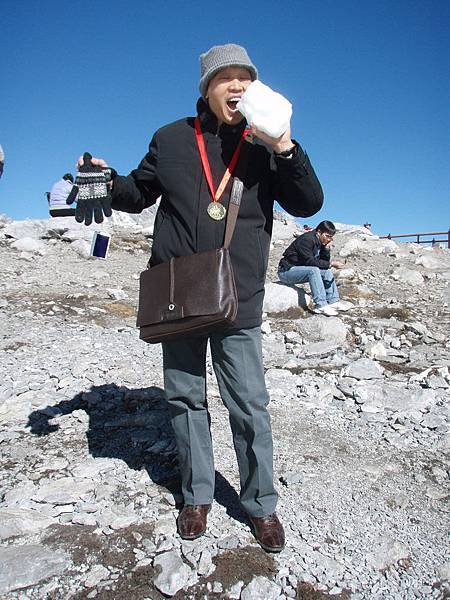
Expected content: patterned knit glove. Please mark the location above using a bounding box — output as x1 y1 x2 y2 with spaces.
69 152 116 225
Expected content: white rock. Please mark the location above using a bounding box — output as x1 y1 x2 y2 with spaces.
353 382 435 414
339 237 397 258
32 477 95 504
62 227 95 242
421 414 445 429
265 368 300 395
437 561 450 581
84 564 110 588
334 222 375 235
426 486 448 500
365 341 388 359
71 458 116 478
153 551 192 597
272 219 302 242
295 315 348 343
3 220 47 240
0 545 71 595
228 580 245 599
241 575 283 599
391 267 424 286
336 267 356 280
314 553 346 579
106 288 128 300
407 321 431 337
351 381 381 402
70 239 91 259
297 340 340 358
263 282 301 313
367 537 410 570
197 549 214 576
153 518 175 537
262 332 287 364
342 358 384 380
261 321 272 335
11 237 46 255
415 254 450 270
0 508 55 540
108 203 157 229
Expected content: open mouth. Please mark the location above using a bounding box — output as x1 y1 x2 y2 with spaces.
226 97 241 112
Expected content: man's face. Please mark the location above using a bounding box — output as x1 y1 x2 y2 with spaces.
206 66 252 126
317 230 334 246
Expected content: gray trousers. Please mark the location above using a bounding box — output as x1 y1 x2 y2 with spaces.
162 326 277 517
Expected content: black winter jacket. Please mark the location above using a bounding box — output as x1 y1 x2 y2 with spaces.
279 229 331 271
111 99 324 328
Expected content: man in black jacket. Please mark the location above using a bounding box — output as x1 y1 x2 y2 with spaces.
76 43 323 552
278 220 352 316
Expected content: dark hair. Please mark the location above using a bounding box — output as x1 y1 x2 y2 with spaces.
316 220 336 235
63 173 74 183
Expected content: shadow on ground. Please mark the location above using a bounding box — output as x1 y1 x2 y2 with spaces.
27 383 246 523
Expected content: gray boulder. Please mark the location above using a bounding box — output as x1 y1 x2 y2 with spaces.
295 315 348 343
342 358 384 380
263 282 310 313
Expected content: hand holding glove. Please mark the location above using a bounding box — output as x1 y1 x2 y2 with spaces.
68 152 116 225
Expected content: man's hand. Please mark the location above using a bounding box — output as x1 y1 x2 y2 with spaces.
77 155 109 169
70 152 115 226
76 155 115 191
331 260 345 269
250 123 294 154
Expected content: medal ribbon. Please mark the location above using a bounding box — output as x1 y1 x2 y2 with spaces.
195 117 249 203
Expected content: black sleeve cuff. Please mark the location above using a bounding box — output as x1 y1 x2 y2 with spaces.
274 140 310 176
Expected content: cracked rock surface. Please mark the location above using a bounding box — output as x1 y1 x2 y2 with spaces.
0 212 449 599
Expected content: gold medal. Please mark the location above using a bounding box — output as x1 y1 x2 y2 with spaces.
207 202 226 221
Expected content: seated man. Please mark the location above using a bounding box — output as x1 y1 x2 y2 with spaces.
48 173 78 217
278 220 353 316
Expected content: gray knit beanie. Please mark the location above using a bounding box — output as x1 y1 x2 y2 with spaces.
199 43 258 98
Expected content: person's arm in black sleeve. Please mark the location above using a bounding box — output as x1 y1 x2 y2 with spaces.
111 132 162 214
294 233 331 269
319 245 331 263
272 141 324 217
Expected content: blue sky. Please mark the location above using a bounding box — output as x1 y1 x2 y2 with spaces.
1 0 449 236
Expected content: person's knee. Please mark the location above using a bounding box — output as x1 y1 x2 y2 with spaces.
321 268 334 281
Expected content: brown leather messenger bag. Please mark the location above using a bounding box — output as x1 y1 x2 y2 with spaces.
136 176 245 344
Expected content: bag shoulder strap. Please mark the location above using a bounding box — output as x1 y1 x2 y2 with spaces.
223 140 250 249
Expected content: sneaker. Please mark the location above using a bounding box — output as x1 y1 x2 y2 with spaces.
330 300 354 312
312 305 339 317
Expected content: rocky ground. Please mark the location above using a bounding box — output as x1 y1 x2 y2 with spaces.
0 212 449 599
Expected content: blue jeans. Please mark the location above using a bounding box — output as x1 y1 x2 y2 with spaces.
278 266 339 308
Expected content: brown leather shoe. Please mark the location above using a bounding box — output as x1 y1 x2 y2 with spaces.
249 513 285 552
177 504 211 540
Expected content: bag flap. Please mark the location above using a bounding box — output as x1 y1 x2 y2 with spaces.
136 248 234 327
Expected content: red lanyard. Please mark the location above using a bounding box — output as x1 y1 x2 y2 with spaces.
194 117 248 203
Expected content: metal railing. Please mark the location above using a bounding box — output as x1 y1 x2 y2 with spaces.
380 230 450 249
